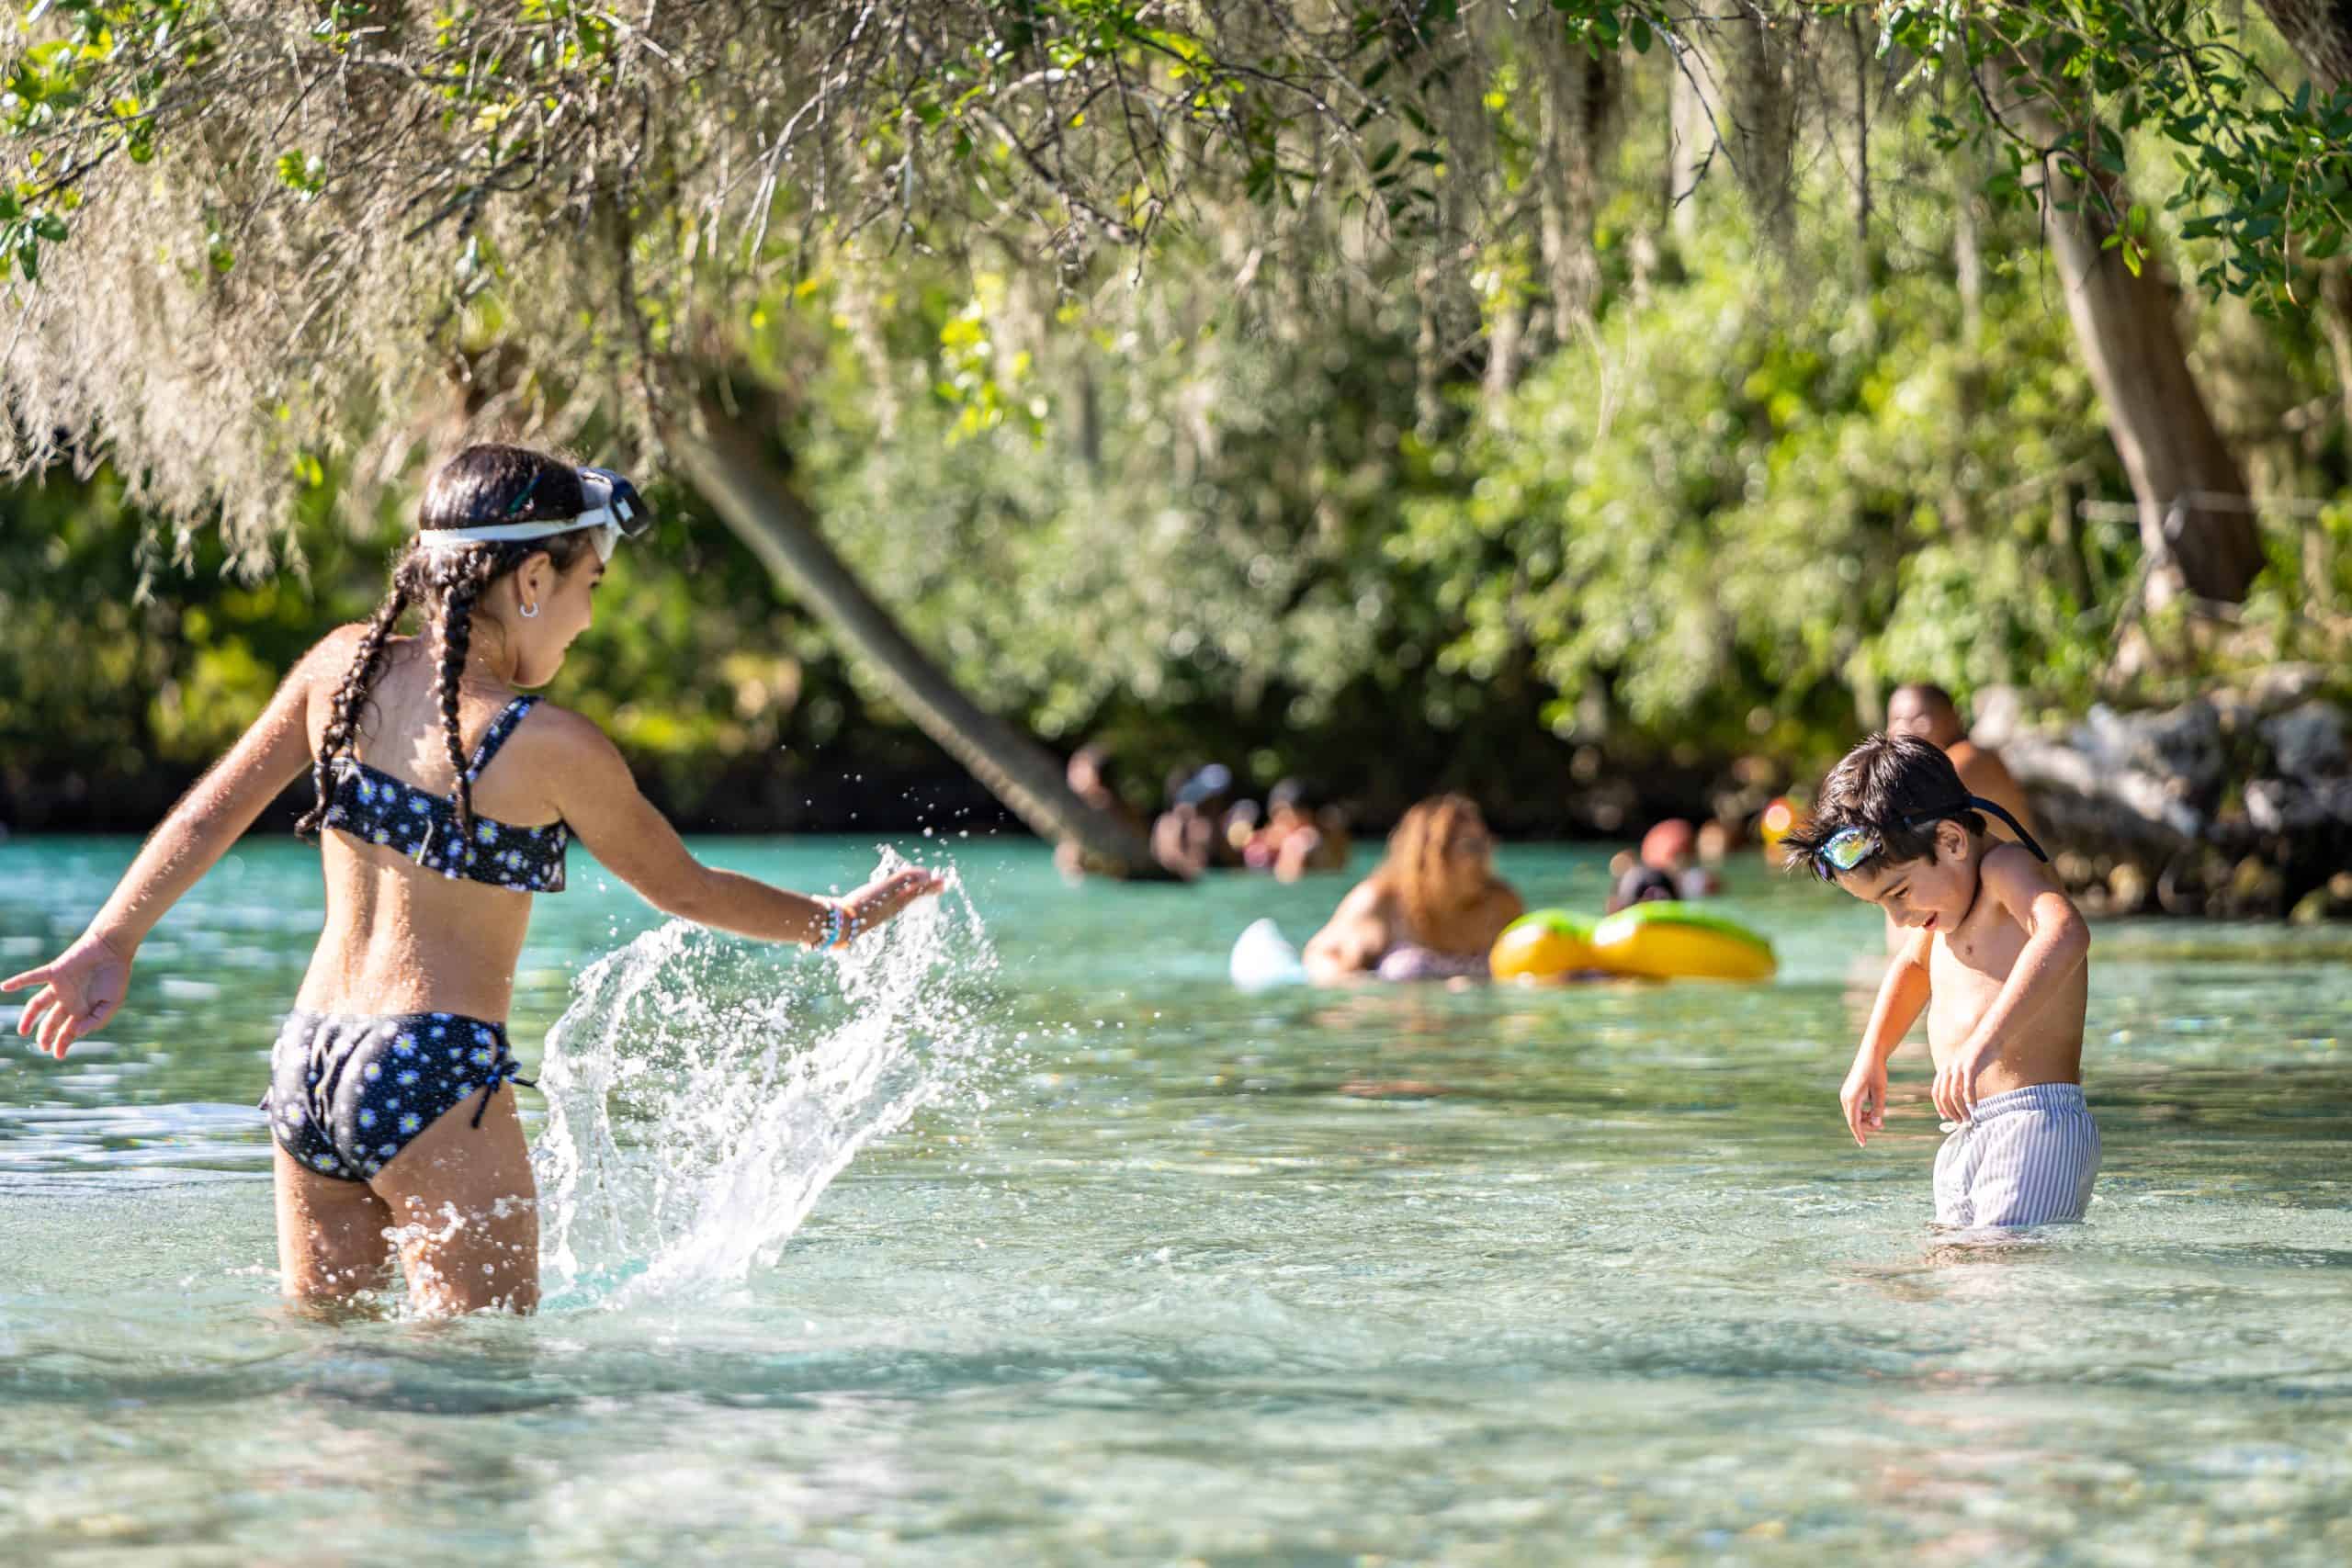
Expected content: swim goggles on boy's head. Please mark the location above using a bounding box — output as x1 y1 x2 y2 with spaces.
1814 795 2052 874
415 467 652 562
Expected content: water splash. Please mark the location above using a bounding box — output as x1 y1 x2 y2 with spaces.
534 853 1001 1306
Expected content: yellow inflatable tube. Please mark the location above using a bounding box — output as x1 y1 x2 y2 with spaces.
1488 909 1596 981
1589 902 1776 981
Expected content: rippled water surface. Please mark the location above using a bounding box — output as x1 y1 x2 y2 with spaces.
3 834 2348 1564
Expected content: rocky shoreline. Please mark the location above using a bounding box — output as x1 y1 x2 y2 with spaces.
1978 669 2352 921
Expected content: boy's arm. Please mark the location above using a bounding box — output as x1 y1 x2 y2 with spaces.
1931 843 2090 1121
1842 926 1931 1145
6 629 347 1055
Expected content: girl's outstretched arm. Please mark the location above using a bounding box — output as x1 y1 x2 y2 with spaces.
4 628 353 1056
538 707 943 943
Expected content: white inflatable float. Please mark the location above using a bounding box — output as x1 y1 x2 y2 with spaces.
1228 918 1308 992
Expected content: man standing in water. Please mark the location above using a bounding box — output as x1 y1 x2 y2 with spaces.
1886 684 2036 844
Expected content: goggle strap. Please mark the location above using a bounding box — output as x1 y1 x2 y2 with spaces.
414 468 648 554
1959 796 2052 864
1815 795 2052 874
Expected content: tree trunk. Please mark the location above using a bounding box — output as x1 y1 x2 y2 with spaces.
2018 106 2263 606
2256 1 2352 90
1666 48 1710 245
665 403 1177 880
2255 2 2352 442
2323 268 2352 448
1533 29 1620 334
1691 5 1800 255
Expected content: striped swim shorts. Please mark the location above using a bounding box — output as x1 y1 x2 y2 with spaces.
1931 1081 2100 1229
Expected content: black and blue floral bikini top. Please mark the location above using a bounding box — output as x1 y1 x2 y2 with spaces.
317 695 569 894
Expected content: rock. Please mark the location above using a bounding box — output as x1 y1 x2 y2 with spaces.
1988 681 2346 919
2155 851 2225 916
2079 700 2227 806
2227 855 2285 915
2209 688 2257 739
2246 663 2329 714
2006 731 2203 845
2008 702 2226 842
1971 685 2025 750
2259 700 2347 780
2288 874 2352 924
2246 776 2352 834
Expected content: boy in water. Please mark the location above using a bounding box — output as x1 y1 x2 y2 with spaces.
1784 734 2098 1229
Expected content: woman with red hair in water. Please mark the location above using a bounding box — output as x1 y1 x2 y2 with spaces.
1303 795 1521 983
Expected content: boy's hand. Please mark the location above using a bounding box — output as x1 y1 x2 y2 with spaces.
1839 1056 1887 1146
1931 1036 1997 1122
840 866 949 940
4 931 135 1060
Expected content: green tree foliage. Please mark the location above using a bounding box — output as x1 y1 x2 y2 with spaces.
3 3 2350 832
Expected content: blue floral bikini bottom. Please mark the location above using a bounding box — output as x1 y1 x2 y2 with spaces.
262 1009 533 1182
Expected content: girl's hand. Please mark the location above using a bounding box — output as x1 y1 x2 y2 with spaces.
1839 1055 1888 1147
4 931 135 1060
837 867 949 942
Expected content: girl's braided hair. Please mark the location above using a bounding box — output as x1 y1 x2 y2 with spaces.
296 445 594 847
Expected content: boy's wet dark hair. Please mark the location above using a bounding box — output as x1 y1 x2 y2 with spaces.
1781 733 1984 881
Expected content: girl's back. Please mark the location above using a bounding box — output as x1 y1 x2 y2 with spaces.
300 631 559 1022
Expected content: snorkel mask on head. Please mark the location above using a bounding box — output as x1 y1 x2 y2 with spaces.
1814 796 2052 877
415 466 652 563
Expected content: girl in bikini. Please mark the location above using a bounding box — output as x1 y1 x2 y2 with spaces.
4 445 943 1315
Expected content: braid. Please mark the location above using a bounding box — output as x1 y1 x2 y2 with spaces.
433 562 492 851
298 442 598 856
296 581 412 839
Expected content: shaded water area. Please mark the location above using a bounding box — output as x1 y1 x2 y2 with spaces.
3 835 2349 1563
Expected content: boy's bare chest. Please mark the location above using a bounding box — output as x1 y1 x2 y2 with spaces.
1927 904 2027 1016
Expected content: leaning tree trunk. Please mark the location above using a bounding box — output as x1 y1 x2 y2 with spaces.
666 403 1175 880
2018 103 2264 606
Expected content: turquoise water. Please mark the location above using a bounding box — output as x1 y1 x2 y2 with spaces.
3 834 2350 1563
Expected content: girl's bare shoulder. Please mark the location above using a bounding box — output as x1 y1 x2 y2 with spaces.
505 699 623 767
295 623 419 681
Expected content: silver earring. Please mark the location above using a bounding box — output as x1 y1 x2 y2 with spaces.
519 600 540 620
